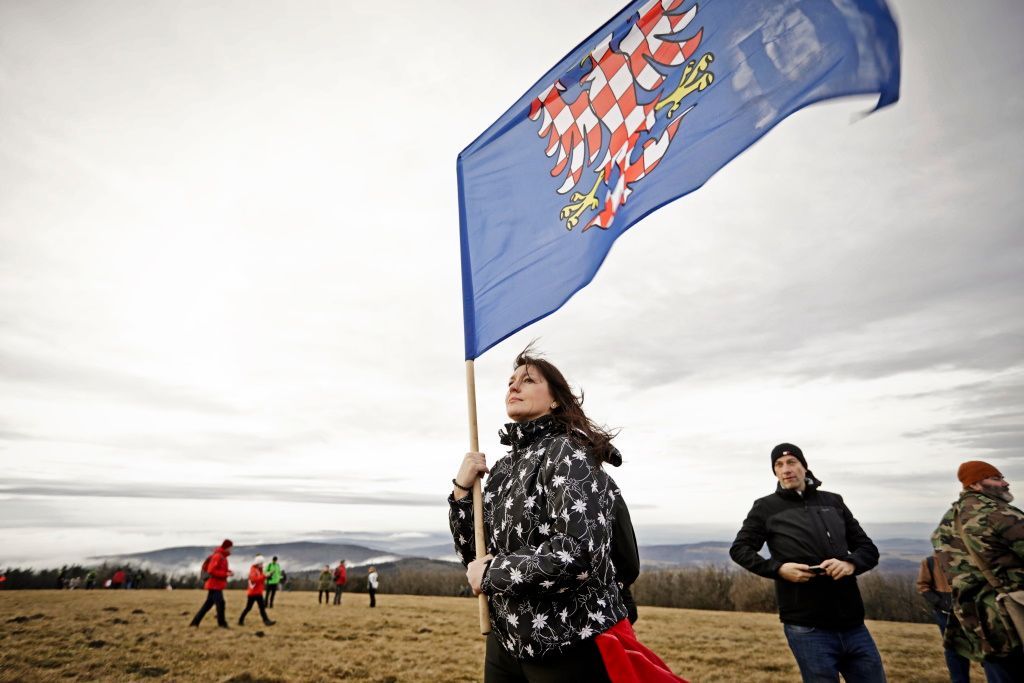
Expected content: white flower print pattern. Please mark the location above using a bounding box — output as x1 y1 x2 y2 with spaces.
448 416 626 659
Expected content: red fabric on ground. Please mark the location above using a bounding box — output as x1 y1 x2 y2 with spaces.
595 619 688 683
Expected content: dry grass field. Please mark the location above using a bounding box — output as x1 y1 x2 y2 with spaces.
0 590 978 682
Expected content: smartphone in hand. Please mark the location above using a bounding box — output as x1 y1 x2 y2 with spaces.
807 565 827 575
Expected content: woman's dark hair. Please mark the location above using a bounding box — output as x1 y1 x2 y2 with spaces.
513 345 618 466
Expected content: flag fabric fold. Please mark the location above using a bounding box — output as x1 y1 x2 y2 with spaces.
459 0 900 359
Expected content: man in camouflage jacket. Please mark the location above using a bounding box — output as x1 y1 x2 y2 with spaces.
932 460 1024 682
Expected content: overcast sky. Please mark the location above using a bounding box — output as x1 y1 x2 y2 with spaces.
2 0 1022 568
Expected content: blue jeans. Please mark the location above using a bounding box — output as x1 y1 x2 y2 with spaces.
981 651 1024 683
783 623 886 683
933 608 971 683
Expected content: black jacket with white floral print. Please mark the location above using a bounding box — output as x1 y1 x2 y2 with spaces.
449 416 627 660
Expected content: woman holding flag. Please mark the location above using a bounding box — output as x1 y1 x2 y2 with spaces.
449 348 686 682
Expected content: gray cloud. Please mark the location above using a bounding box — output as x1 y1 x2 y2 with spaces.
0 477 437 511
0 349 240 415
900 371 1024 463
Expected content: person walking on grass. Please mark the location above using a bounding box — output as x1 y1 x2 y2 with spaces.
367 566 379 608
189 539 234 629
932 461 1024 683
333 560 347 605
264 555 282 608
317 564 333 605
730 443 885 683
918 552 970 683
451 346 687 682
238 554 275 627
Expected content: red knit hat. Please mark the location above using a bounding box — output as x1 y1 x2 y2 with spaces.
957 461 1002 487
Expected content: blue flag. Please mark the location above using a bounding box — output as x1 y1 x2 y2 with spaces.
458 0 900 359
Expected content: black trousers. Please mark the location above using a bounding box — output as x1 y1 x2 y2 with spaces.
369 588 376 608
265 584 278 607
239 595 271 624
484 632 611 683
333 586 344 605
318 589 331 604
190 589 226 626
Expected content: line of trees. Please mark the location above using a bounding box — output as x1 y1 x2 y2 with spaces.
1 563 931 623
631 567 932 624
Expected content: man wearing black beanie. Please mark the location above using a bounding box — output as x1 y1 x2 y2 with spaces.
730 443 885 682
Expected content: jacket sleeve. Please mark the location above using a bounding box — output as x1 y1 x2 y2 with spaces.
837 494 879 574
481 438 612 597
449 492 477 568
730 501 781 579
610 491 640 587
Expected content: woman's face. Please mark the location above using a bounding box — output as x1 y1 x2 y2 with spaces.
506 364 555 422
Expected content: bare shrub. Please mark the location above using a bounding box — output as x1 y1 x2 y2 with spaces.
859 572 931 624
633 566 735 611
728 572 776 613
632 567 931 623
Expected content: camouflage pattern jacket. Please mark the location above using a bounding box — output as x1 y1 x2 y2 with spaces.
931 490 1024 659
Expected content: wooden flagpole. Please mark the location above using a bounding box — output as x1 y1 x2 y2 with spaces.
465 359 491 635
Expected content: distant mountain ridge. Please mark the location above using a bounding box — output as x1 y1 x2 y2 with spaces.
94 536 930 576
93 541 404 576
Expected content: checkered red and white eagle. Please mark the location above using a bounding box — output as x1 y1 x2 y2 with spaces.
529 0 713 232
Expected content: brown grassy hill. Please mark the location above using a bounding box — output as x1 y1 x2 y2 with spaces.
0 590 977 682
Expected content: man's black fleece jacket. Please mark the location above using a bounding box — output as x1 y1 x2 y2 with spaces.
729 481 879 630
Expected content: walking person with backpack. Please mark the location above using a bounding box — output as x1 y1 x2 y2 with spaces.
918 552 970 682
332 560 347 605
265 556 282 608
189 539 234 628
238 555 275 627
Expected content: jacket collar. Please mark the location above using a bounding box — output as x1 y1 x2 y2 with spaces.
958 489 1014 507
775 471 822 500
499 415 560 451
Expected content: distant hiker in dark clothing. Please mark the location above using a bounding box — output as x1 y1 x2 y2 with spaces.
239 555 275 627
333 560 347 605
730 443 885 683
189 539 234 628
317 565 333 604
367 566 379 608
918 553 970 683
85 570 96 590
265 556 282 608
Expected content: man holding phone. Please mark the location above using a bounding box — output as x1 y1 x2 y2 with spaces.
730 443 885 682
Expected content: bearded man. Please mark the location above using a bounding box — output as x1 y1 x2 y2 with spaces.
932 461 1024 683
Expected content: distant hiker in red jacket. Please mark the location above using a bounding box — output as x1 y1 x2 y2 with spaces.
111 569 126 589
189 539 234 628
238 555 275 627
332 560 347 605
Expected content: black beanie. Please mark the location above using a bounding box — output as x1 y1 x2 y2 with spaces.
771 443 806 471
